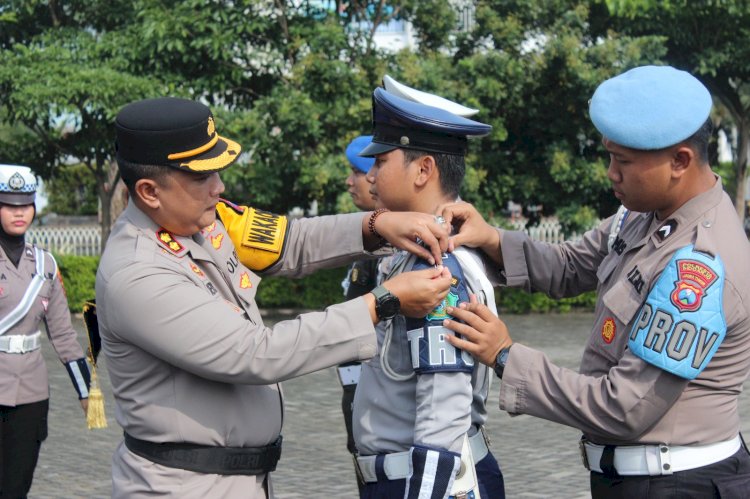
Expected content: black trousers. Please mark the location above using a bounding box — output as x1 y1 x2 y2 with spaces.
591 447 750 499
0 400 49 499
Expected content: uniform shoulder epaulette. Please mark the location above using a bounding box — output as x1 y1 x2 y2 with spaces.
155 228 187 257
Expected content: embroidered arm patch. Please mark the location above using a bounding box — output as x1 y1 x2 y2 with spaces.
215 200 289 272
628 245 726 380
406 254 474 374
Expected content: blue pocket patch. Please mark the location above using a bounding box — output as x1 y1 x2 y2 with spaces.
628 245 725 380
406 254 473 374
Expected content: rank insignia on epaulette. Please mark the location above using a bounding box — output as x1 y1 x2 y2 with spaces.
239 272 252 289
189 262 205 278
156 229 186 256
211 233 224 250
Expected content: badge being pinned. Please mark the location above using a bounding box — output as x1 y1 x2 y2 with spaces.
426 292 458 321
601 318 616 344
670 259 717 312
156 229 186 256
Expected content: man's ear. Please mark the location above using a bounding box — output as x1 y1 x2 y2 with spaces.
414 155 437 188
671 146 694 179
133 178 161 209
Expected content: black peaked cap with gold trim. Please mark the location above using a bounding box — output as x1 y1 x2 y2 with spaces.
359 87 491 157
115 97 242 173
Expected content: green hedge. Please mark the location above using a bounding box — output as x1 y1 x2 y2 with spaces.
54 254 99 313
54 254 598 315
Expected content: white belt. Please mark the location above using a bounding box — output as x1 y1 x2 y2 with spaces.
337 364 361 386
582 435 742 476
356 429 490 483
0 331 42 354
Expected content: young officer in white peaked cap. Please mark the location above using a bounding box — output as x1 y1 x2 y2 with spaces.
352 84 505 499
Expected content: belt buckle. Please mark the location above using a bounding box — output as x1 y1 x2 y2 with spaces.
9 335 25 353
579 438 590 470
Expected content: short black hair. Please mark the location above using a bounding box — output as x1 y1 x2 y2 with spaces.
117 156 171 195
683 118 713 163
401 149 465 198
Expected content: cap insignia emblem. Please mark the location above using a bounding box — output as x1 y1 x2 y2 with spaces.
156 229 186 256
207 117 216 137
8 172 25 190
400 136 410 146
239 272 252 289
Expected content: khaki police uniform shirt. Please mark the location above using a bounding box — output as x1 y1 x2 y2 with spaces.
498 177 750 446
96 202 378 498
0 244 85 406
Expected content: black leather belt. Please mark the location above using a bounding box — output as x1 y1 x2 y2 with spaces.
124 433 282 475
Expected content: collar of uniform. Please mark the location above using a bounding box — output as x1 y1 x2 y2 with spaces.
615 210 652 252
188 231 217 262
124 203 203 260
649 175 724 250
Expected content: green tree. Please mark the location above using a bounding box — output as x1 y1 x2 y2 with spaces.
445 1 663 231
592 0 750 221
43 163 98 216
0 0 162 247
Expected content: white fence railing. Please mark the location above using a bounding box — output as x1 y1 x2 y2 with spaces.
25 218 585 257
508 217 584 244
28 225 101 256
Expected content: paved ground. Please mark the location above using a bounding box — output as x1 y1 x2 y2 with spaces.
29 312 750 498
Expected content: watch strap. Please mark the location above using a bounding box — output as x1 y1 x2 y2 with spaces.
494 346 512 379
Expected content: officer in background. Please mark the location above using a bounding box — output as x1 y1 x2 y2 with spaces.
0 165 90 498
338 135 379 468
97 97 454 498
442 65 750 497
352 85 504 499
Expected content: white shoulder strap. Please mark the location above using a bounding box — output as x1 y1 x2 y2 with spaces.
0 247 52 336
452 248 498 317
607 205 629 253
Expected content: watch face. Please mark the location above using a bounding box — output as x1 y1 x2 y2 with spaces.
379 297 400 318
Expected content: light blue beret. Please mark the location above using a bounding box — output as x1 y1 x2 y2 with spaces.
345 135 375 173
590 65 712 150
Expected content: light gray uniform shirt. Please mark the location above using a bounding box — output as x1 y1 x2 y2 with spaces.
353 249 492 456
97 202 378 498
498 178 750 446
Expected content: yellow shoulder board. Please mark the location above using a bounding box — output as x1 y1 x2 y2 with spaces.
215 200 289 271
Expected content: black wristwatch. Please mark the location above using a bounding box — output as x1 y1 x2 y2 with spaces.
370 285 400 320
493 346 513 379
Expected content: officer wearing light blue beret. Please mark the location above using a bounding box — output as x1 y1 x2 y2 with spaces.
439 64 750 498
